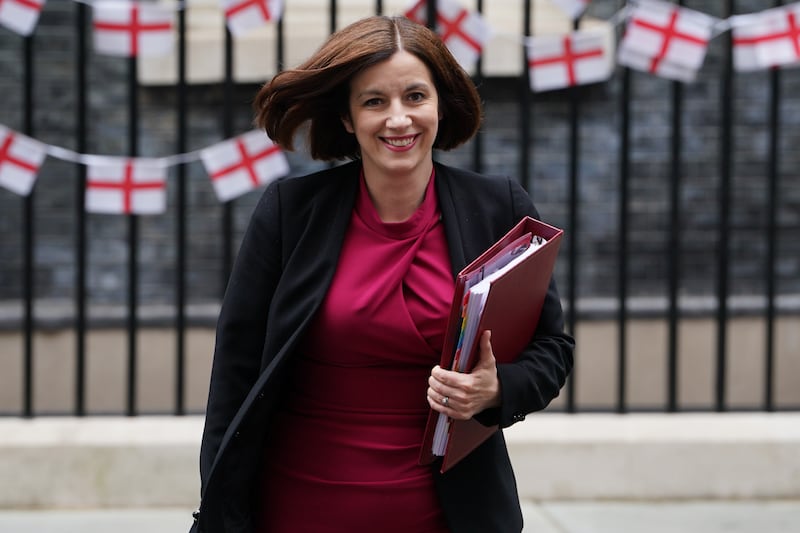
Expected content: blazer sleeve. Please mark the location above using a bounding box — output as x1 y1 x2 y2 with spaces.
476 178 575 429
198 181 283 493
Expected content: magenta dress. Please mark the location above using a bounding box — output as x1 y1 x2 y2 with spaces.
256 172 455 533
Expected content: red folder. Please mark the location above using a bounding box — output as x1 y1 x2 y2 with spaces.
419 216 563 473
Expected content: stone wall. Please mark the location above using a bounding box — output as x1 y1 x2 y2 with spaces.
0 0 798 315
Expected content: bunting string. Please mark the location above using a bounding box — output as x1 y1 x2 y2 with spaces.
3 0 800 210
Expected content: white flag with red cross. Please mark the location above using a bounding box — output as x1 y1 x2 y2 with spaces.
405 0 492 70
200 130 289 203
732 4 800 72
0 0 46 36
527 30 612 92
617 0 715 82
221 0 283 37
86 157 167 215
548 0 591 21
0 125 47 197
93 0 174 58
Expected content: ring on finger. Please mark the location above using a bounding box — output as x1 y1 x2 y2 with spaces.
442 396 449 407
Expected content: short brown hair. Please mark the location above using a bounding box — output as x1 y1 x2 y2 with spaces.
253 16 483 161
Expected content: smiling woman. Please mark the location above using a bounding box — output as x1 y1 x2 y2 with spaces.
341 51 442 221
191 15 574 533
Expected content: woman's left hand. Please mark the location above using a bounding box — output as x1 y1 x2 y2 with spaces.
427 330 501 420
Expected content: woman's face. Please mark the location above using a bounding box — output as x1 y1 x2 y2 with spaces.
342 50 440 181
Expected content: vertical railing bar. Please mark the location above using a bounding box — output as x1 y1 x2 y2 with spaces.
376 0 383 16
174 3 189 416
330 0 337 34
22 34 35 418
565 13 582 413
715 0 734 412
472 0 484 174
763 70 779 412
426 0 437 29
666 79 683 412
75 1 89 416
665 0 686 413
126 56 139 416
617 64 630 414
520 0 532 191
764 0 783 410
221 28 234 293
276 4 284 71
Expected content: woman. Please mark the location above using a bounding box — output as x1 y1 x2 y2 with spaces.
191 15 574 533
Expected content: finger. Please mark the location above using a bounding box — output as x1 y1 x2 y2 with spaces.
476 330 496 368
427 392 454 413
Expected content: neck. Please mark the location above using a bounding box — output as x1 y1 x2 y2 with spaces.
362 163 433 223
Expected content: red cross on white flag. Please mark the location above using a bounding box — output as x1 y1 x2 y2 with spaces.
548 0 591 21
617 0 715 82
222 0 283 37
405 0 492 70
86 158 167 215
0 125 47 196
0 0 45 36
732 4 800 72
527 30 612 92
93 0 174 58
200 130 289 203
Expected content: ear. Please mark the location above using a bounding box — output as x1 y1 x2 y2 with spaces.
341 113 354 134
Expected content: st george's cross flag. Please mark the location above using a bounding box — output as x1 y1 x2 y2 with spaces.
0 0 46 36
93 0 174 57
548 0 591 21
731 3 800 72
405 0 492 70
617 0 715 82
527 30 612 92
200 130 289 203
86 157 167 215
0 125 47 196
221 0 283 37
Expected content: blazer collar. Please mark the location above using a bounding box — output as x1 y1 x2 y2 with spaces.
433 162 468 276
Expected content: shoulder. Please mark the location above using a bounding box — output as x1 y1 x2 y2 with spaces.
435 162 537 223
271 160 359 196
255 160 359 216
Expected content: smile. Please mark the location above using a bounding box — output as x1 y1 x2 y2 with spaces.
382 135 418 149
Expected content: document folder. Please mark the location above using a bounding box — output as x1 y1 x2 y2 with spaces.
419 216 563 473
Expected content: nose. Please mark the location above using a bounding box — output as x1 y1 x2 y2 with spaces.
386 104 411 129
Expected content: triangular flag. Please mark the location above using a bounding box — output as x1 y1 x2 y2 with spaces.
527 30 612 92
405 0 492 70
0 0 46 36
617 0 715 82
732 4 800 72
200 130 289 203
93 0 174 58
221 0 283 37
0 125 47 197
86 157 167 215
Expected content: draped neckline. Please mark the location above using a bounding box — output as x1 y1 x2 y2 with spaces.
355 168 438 241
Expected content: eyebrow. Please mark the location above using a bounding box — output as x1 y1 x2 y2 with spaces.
355 82 431 98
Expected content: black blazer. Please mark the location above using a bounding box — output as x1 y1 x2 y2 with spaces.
192 160 574 533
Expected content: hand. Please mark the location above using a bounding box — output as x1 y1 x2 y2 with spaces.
427 330 501 420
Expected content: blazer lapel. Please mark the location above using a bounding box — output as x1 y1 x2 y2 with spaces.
434 164 468 277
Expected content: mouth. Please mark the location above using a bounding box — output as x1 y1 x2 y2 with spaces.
382 135 418 150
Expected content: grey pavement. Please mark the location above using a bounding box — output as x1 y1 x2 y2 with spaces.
0 501 798 533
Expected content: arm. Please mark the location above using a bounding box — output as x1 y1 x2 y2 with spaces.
199 181 283 492
427 178 574 426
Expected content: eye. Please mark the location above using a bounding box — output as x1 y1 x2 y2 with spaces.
363 97 383 107
407 91 425 102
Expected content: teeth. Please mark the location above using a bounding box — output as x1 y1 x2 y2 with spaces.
385 137 414 147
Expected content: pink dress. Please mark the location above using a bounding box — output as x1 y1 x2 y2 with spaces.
256 172 454 533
